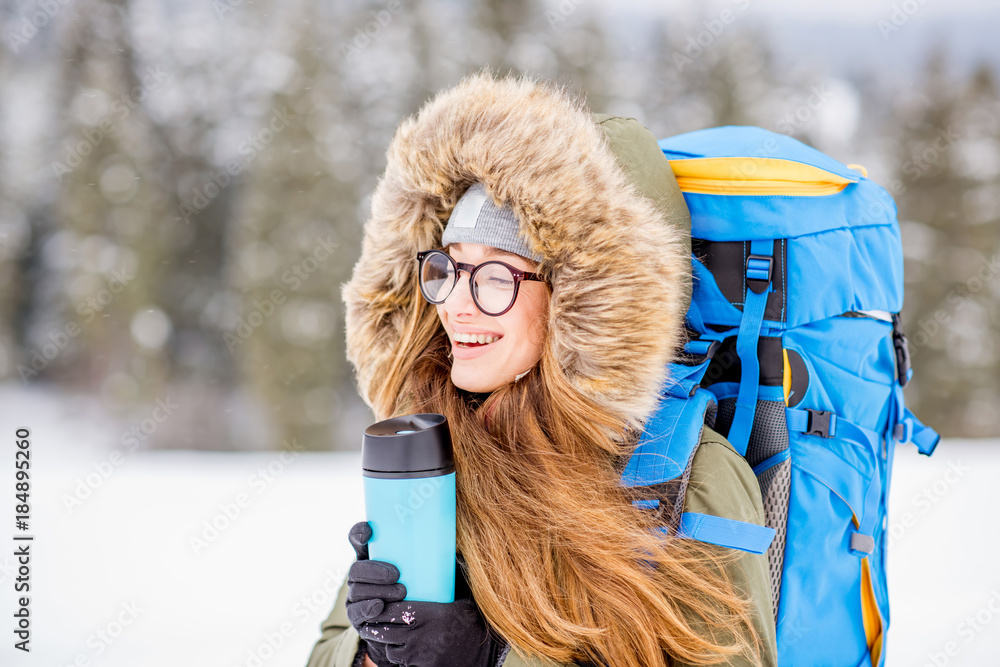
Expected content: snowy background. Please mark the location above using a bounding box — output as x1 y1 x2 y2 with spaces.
1 384 999 667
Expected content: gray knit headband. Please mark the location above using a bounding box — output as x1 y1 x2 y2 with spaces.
441 183 542 263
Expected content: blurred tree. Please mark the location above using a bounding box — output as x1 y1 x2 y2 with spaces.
548 2 613 113
473 0 532 77
892 53 1000 437
0 42 19 383
643 18 778 137
227 2 363 451
2 0 997 445
25 0 175 420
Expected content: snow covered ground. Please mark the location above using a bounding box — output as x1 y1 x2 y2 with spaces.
1 384 998 667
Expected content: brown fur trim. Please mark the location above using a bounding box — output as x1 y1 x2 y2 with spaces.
342 69 689 429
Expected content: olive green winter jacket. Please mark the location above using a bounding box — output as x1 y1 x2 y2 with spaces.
306 427 776 667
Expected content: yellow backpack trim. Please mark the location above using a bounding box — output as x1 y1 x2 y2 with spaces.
782 348 792 405
668 157 856 197
861 557 884 665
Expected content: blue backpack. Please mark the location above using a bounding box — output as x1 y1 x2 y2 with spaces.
619 126 940 667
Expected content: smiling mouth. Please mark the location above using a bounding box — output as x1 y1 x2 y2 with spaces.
453 333 502 348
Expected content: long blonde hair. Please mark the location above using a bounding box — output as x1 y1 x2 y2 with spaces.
367 290 761 666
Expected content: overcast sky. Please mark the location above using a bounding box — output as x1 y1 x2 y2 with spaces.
600 0 1000 22
583 0 1000 81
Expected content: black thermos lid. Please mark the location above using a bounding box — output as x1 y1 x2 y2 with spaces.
362 413 454 479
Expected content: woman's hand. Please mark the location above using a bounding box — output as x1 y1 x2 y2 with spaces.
357 597 507 667
345 521 507 666
345 521 406 667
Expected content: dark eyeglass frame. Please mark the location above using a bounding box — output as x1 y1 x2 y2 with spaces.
416 249 545 317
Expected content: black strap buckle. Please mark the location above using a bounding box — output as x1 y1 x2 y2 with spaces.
678 338 721 367
805 410 833 438
891 313 911 387
745 255 773 294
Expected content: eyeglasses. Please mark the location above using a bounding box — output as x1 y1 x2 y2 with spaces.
416 249 545 316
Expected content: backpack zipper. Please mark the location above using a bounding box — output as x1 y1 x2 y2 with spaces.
674 177 850 197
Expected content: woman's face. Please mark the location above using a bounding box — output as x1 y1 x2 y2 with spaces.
435 243 549 393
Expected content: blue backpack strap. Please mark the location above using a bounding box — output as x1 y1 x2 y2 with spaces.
667 337 724 398
833 419 883 557
902 409 940 456
887 383 940 456
620 385 715 489
728 238 774 455
677 512 775 555
623 384 775 555
786 407 884 556
889 316 941 456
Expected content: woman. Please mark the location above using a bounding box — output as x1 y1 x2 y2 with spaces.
308 70 777 667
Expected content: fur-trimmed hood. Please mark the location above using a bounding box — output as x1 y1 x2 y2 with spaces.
343 70 691 429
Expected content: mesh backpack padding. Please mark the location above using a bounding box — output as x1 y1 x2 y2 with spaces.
716 397 790 620
714 397 788 465
757 458 790 620
714 397 735 439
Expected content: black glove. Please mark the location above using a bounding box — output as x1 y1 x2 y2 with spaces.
345 521 406 667
345 521 508 666
360 597 508 667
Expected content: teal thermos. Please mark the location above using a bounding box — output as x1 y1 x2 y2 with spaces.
362 413 456 603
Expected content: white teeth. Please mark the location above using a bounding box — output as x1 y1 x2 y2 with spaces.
455 332 500 344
